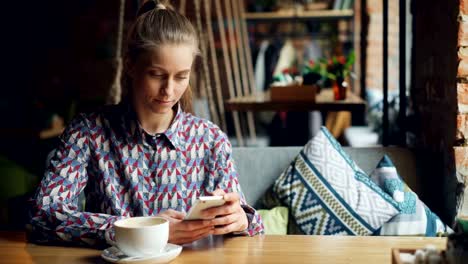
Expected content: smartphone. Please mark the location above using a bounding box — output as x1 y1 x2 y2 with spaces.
185 196 226 220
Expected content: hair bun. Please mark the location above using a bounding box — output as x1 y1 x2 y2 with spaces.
137 0 171 17
156 3 166 10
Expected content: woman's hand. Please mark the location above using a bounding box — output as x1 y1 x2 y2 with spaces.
157 209 214 245
202 189 249 235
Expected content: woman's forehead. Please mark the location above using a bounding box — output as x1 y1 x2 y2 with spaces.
138 44 196 67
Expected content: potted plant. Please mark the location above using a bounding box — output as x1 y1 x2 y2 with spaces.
303 51 355 100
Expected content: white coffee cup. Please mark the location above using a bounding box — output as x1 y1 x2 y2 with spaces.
114 216 169 257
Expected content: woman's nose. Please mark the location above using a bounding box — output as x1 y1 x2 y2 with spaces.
161 78 175 96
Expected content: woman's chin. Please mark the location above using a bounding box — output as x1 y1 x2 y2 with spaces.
148 104 174 115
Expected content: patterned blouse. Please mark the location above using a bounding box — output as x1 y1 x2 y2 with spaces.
29 103 264 246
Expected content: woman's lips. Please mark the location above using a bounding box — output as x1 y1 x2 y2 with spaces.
154 99 173 105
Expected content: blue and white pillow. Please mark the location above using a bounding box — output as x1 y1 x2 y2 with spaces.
370 155 452 236
273 127 400 235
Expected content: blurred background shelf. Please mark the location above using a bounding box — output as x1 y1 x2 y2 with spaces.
245 9 354 22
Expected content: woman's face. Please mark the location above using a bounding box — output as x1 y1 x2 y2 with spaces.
128 44 195 114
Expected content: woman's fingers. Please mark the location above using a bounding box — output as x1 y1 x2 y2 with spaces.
177 220 213 231
201 193 241 218
175 225 214 239
158 209 186 220
159 191 248 243
210 213 237 227
170 225 214 245
171 231 212 245
212 210 248 235
210 207 248 235
222 192 240 202
212 222 241 235
202 203 236 218
211 189 226 196
159 209 215 244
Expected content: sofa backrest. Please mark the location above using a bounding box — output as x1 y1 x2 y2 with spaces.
232 147 418 206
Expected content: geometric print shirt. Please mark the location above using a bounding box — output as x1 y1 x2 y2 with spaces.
30 103 264 246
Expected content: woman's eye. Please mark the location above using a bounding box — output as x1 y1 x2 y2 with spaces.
149 72 165 78
176 75 189 80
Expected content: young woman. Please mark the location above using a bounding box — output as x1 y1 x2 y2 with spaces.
30 0 263 247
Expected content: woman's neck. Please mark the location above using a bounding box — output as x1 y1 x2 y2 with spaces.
133 103 175 135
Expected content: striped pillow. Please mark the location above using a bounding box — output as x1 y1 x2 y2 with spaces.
273 127 399 235
370 155 452 236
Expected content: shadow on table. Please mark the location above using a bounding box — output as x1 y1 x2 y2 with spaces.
183 234 225 250
25 243 104 264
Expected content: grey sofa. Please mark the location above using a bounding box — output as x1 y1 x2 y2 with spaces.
232 147 418 207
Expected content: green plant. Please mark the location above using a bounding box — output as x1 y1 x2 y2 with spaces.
303 51 355 82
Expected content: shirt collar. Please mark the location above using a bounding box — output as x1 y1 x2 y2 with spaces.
163 104 183 150
121 102 183 150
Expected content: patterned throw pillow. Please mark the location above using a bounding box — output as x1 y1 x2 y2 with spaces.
370 155 453 236
273 127 400 235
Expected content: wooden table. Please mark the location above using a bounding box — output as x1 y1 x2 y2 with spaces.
0 231 447 263
225 89 366 113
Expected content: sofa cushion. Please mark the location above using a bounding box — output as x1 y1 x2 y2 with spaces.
370 155 452 236
233 146 418 207
257 206 289 235
273 127 400 235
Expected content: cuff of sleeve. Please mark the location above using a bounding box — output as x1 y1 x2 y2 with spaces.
104 216 125 246
105 227 116 246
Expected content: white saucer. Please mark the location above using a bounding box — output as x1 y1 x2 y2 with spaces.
101 244 182 264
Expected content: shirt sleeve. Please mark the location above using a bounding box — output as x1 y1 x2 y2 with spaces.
210 133 264 236
29 114 121 247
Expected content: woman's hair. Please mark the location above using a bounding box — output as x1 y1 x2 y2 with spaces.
124 0 199 112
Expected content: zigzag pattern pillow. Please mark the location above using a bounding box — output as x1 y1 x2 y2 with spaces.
273 127 400 235
370 155 452 236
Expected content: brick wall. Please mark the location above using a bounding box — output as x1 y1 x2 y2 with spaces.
457 0 468 216
411 0 460 222
365 0 399 92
